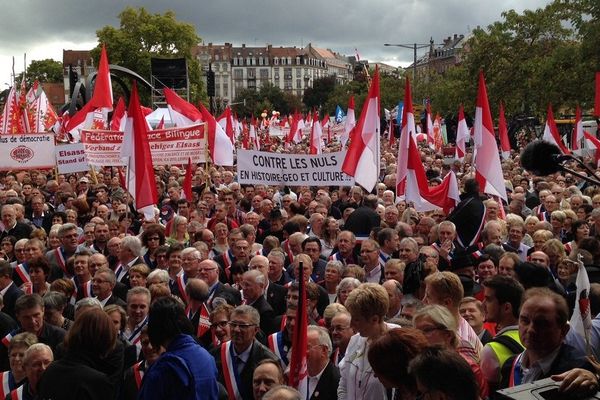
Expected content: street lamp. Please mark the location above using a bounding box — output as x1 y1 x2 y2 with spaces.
384 39 434 81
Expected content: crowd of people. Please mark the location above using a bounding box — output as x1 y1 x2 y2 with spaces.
1 139 600 399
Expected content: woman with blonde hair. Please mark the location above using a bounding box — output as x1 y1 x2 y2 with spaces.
166 216 190 247
338 283 399 399
413 305 488 398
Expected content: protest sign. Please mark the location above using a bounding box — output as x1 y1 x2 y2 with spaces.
0 134 56 170
80 124 206 166
237 149 355 186
55 143 89 174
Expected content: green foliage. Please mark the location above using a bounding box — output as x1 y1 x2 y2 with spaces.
16 59 63 86
412 0 600 120
232 82 303 117
303 76 337 110
93 6 203 105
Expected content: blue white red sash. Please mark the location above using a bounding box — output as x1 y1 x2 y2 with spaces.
0 371 15 400
9 385 23 400
70 279 92 304
222 252 233 280
283 241 294 263
280 315 287 331
221 341 242 400
267 332 289 368
55 248 67 275
14 264 30 286
127 317 148 345
186 303 211 338
133 360 145 389
177 275 188 304
379 252 390 268
508 352 524 387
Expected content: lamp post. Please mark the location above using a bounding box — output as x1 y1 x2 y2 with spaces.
383 39 434 82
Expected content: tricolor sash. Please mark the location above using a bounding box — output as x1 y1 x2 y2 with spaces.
133 361 145 389
127 317 148 345
283 241 294 264
10 385 23 400
221 341 242 400
55 248 68 275
0 371 15 400
177 275 188 304
508 352 524 387
280 315 287 331
14 264 30 286
378 252 390 268
267 332 289 368
222 252 233 280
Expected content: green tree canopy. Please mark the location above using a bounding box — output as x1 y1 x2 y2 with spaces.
232 83 303 117
93 6 203 103
16 59 63 87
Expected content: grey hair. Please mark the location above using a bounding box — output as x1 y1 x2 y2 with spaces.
23 343 53 366
75 297 102 312
232 305 260 326
121 236 142 257
263 386 301 400
308 325 332 356
147 268 169 283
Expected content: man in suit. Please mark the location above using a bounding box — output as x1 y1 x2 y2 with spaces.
198 259 241 307
241 270 276 335
248 255 287 316
45 223 79 280
0 260 23 320
342 194 380 241
26 195 53 234
92 267 126 308
301 237 327 283
252 359 285 400
299 326 340 400
0 205 32 242
211 305 278 400
114 236 145 289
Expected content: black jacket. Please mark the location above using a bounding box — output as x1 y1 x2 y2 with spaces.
310 361 340 400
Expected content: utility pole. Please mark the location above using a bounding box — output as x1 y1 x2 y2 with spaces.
383 39 435 82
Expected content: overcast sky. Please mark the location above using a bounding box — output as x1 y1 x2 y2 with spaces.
1 0 552 89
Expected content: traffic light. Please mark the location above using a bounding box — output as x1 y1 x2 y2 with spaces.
207 70 215 97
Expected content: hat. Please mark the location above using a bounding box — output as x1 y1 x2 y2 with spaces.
79 177 89 184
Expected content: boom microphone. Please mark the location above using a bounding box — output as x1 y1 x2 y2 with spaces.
520 140 567 176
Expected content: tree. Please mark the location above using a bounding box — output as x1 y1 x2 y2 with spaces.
303 76 337 110
232 83 303 117
15 59 63 87
93 6 203 104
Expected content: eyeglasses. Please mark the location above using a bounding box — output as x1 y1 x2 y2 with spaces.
211 321 229 328
92 278 110 284
228 321 256 329
62 233 78 239
329 325 350 332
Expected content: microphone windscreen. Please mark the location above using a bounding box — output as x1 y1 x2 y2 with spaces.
520 140 561 176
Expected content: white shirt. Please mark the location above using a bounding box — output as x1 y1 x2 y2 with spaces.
299 363 327 400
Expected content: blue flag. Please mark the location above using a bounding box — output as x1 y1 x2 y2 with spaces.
335 105 345 123
396 101 404 126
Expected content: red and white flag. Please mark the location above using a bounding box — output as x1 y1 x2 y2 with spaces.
341 68 380 192
217 107 235 145
595 72 600 118
543 104 570 155
455 104 468 161
182 157 193 201
110 97 127 131
18 78 32 133
321 114 331 143
396 78 460 211
572 106 583 155
65 44 113 141
425 100 434 146
584 131 600 167
120 83 158 220
163 87 202 127
155 116 165 130
433 114 443 152
199 103 234 166
285 111 303 145
340 96 356 147
498 102 511 160
26 81 58 133
288 263 308 390
249 117 260 150
0 84 25 134
474 71 507 201
570 256 593 349
309 110 323 154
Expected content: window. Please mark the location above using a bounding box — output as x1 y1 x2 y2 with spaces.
234 69 243 79
296 79 301 89
260 69 269 79
296 69 301 78
223 83 228 97
247 68 256 79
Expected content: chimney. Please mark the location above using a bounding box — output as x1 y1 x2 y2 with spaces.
453 34 457 41
242 44 246 48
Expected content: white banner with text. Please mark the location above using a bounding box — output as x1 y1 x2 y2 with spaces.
55 143 90 174
0 134 56 170
237 149 354 186
80 124 206 167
